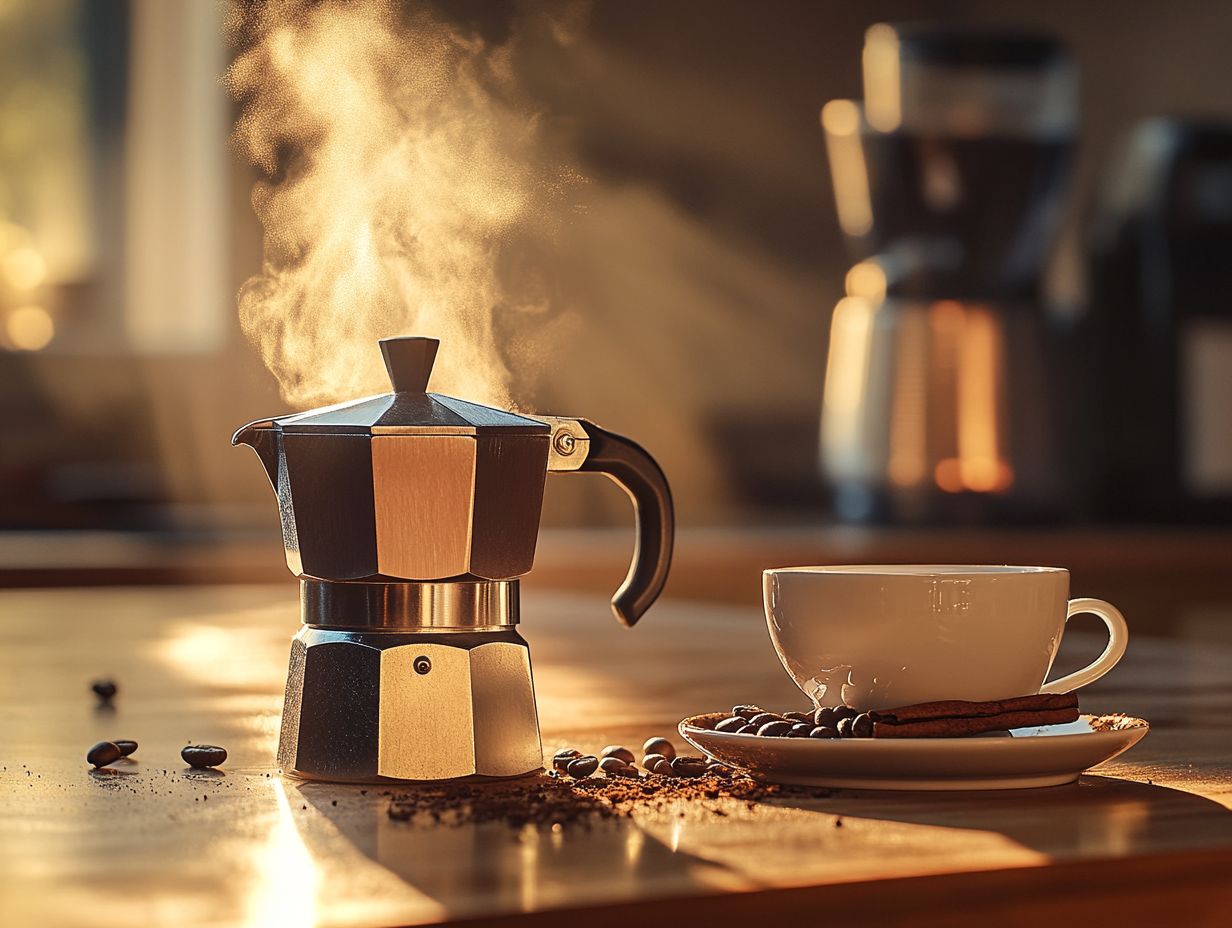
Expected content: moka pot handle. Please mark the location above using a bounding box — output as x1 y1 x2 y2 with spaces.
541 417 675 627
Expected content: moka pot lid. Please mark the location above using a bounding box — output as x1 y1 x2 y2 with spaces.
271 337 548 436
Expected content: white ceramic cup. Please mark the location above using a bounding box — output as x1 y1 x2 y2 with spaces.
763 565 1128 711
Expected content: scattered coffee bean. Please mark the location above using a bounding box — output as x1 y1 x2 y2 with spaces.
784 711 813 723
598 756 638 778
732 704 765 719
757 720 793 737
835 706 858 722
565 755 599 778
642 737 675 761
788 723 813 737
836 718 854 738
552 748 582 772
649 757 674 774
747 712 785 728
600 745 636 765
715 716 747 734
671 756 709 777
181 744 227 769
813 707 837 728
87 741 121 768
113 739 138 757
91 680 117 704
852 713 874 738
642 752 668 769
809 726 839 739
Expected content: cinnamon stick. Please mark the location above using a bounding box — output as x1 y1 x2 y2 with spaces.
868 692 1079 739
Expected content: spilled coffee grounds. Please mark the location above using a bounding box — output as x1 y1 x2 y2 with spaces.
386 770 830 829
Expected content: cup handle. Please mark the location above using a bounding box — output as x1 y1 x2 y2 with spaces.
1039 598 1129 695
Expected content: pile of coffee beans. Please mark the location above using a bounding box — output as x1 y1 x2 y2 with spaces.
552 736 730 781
711 704 874 739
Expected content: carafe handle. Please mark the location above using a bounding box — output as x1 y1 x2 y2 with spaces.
541 417 675 627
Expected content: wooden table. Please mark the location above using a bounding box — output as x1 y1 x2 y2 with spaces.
2 585 1232 927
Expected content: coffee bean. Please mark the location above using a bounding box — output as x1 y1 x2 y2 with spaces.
565 755 599 778
732 704 765 719
715 716 747 734
788 723 813 737
87 741 121 768
671 756 708 777
852 713 874 738
836 718 854 738
649 757 674 775
835 706 858 722
91 680 117 703
642 737 675 761
552 748 582 772
813 707 837 727
747 712 785 728
599 756 638 778
113 739 138 757
757 720 793 737
784 711 813 723
642 753 669 770
181 744 227 769
737 723 759 734
600 745 636 765
810 726 839 739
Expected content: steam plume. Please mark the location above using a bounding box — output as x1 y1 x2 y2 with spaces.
227 0 565 408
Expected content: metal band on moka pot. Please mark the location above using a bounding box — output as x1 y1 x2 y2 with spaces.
301 579 520 630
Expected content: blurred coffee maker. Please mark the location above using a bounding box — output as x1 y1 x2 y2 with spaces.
1088 120 1232 523
819 24 1077 522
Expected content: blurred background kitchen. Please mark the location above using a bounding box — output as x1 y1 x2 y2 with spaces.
1 0 1229 631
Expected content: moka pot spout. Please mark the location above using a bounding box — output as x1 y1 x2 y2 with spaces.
231 418 281 491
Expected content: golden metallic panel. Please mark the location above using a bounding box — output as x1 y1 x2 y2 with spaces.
378 644 476 779
469 642 542 777
276 451 304 576
276 635 307 771
372 435 477 579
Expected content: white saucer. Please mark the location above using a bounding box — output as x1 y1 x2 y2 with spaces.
679 712 1149 791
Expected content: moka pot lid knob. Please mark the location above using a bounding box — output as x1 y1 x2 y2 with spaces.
380 336 439 393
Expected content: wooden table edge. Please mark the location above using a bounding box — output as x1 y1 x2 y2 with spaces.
442 845 1232 928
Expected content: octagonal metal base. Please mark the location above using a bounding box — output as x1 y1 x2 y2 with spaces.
278 625 543 782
